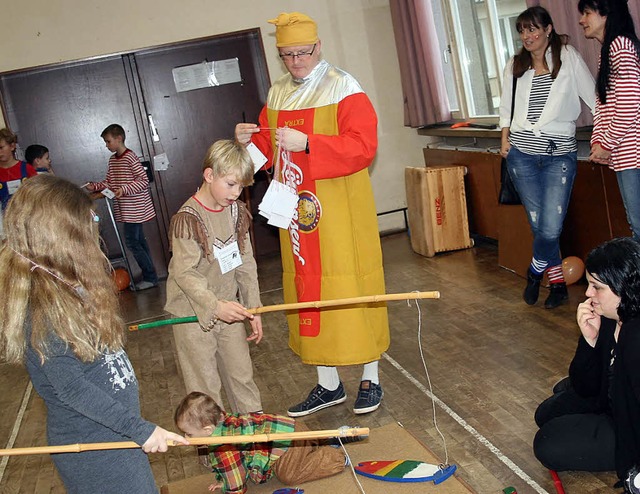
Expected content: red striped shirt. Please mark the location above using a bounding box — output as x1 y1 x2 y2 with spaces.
95 149 155 223
591 36 640 172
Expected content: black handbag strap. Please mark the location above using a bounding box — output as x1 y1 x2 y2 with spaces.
510 76 517 124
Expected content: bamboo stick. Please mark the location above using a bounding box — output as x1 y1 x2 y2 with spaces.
129 291 440 331
0 427 369 456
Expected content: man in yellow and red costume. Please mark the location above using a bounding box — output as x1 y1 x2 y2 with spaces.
235 12 389 416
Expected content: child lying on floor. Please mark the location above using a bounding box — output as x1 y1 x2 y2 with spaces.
174 392 349 493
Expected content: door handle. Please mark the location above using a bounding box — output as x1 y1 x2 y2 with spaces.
148 114 160 142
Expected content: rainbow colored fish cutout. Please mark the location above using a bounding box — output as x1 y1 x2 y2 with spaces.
355 460 457 484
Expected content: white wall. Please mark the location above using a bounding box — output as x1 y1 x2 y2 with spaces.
3 0 436 231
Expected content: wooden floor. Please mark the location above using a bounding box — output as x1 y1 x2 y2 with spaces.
0 233 621 493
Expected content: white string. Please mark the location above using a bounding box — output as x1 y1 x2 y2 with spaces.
337 436 367 494
409 295 450 466
279 146 292 185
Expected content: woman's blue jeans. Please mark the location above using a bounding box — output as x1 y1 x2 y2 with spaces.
506 147 577 271
616 168 640 242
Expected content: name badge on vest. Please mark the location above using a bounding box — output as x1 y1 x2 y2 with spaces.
213 241 242 274
7 179 22 196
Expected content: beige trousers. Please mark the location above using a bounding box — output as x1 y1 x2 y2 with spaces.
173 321 262 413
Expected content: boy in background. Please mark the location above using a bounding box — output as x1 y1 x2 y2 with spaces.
86 124 158 290
174 391 347 493
25 144 54 174
165 139 262 414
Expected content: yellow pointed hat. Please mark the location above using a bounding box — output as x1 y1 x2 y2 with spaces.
268 12 319 48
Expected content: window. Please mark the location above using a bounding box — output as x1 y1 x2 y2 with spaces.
434 0 527 118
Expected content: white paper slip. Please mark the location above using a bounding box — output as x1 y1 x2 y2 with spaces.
258 182 278 216
267 212 294 229
101 188 116 199
257 179 298 229
271 184 299 217
247 142 268 173
153 152 170 171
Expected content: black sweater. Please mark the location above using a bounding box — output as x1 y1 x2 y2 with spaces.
570 316 640 479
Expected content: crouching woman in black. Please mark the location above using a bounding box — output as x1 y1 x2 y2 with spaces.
534 237 640 487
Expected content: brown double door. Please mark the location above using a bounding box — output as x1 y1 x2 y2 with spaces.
1 29 279 279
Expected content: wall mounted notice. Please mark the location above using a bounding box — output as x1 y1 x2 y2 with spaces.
172 58 241 93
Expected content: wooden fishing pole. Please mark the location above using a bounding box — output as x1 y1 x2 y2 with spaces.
0 427 369 456
129 291 440 331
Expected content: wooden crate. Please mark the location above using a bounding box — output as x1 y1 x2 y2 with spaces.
405 165 473 257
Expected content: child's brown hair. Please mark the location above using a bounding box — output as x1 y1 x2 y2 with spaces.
174 391 223 430
100 124 126 141
0 128 18 146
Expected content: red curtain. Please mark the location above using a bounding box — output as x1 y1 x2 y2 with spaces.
528 0 640 76
389 0 451 128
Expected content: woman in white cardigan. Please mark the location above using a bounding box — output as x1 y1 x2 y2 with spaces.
499 6 595 309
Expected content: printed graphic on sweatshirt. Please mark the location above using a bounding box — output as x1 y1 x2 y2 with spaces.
102 350 137 391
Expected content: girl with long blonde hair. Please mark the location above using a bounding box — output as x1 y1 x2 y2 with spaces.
0 174 187 493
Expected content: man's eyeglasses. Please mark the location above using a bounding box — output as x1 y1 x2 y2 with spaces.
279 44 316 61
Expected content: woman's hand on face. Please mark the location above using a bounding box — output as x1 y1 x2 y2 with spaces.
577 298 601 347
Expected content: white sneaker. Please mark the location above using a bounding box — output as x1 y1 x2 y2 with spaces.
135 281 157 291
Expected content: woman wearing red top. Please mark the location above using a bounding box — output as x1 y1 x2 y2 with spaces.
579 0 640 242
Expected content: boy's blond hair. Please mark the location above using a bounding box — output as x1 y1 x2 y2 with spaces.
0 128 18 145
202 139 254 186
0 175 125 364
174 391 223 430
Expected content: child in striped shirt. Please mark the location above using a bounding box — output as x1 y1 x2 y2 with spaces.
86 124 158 290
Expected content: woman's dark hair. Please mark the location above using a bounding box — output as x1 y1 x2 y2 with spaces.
578 0 640 104
513 6 569 79
585 237 640 322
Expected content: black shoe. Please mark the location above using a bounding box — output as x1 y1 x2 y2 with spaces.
523 269 543 305
544 282 568 309
353 380 384 414
287 383 347 417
